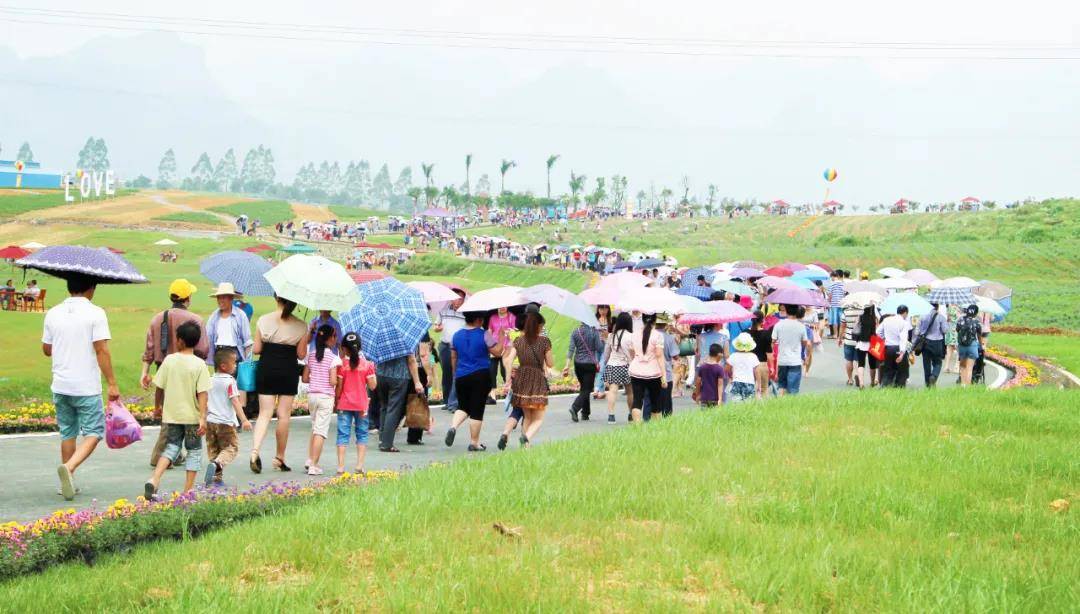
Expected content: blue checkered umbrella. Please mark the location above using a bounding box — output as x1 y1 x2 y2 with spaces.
199 251 275 297
339 277 429 364
676 284 715 300
926 287 976 306
681 267 716 285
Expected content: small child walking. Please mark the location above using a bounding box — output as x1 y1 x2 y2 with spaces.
204 350 252 486
728 333 760 402
144 321 211 500
693 343 727 407
335 332 376 475
303 325 340 476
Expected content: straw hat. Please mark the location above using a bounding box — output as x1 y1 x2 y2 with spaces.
209 282 238 297
733 332 756 352
655 313 672 325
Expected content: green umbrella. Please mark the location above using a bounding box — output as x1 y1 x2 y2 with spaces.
263 254 359 311
281 243 317 254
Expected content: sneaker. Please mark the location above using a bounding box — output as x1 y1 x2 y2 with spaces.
57 465 75 501
307 465 324 476
144 481 157 501
607 415 616 424
204 461 220 487
55 486 82 496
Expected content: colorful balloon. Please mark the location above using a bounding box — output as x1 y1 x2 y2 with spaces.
823 168 838 182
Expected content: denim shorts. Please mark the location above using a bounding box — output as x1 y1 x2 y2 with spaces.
828 307 843 326
958 342 981 361
777 365 803 394
842 344 858 362
336 411 369 446
53 393 105 440
729 381 756 401
162 424 203 471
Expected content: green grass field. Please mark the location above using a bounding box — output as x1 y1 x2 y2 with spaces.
0 189 135 218
2 388 1075 610
152 211 226 226
993 333 1080 376
209 200 295 224
327 204 391 221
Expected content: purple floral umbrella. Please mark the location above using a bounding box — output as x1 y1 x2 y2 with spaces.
16 245 148 284
763 287 829 308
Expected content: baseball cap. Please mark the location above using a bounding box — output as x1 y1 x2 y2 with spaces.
168 278 197 299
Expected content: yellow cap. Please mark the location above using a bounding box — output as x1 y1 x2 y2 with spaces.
168 278 197 299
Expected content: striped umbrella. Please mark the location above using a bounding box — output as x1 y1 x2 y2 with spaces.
199 251 275 297
926 287 976 306
339 278 429 364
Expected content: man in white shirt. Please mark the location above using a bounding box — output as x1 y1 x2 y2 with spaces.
434 289 467 411
876 305 912 388
771 304 811 395
42 275 120 501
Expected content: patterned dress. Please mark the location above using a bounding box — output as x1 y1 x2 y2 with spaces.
511 335 552 411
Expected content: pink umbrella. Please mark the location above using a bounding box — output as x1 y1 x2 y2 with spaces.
903 269 939 286
580 272 650 305
459 286 527 312
406 280 461 304
757 275 797 289
677 301 753 326
763 266 794 277
615 287 685 315
763 287 829 308
781 262 808 271
728 267 766 280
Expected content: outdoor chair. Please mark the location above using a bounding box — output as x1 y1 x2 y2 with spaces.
30 289 47 312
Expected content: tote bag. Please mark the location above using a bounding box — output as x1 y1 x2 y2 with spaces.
236 360 259 392
404 393 430 429
105 400 143 449
869 335 886 362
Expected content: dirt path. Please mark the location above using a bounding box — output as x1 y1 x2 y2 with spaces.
18 190 245 226
291 202 334 222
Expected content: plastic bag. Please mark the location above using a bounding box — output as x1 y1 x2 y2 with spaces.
105 400 143 449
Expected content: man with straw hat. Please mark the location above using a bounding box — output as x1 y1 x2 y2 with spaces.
205 282 253 369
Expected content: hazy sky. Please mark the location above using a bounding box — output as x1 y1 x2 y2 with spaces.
2 1 1079 205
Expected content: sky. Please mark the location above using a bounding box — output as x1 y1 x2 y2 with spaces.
1 1 1079 206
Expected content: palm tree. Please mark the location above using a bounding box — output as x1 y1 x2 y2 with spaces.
568 172 586 213
660 187 674 211
407 186 422 215
635 189 646 213
545 154 560 199
421 163 435 206
464 153 473 202
499 159 516 194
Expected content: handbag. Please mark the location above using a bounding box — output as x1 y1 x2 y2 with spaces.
911 311 938 356
404 393 430 429
236 360 259 392
869 335 886 362
678 337 696 357
105 400 143 449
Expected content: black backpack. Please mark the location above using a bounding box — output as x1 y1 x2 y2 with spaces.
957 316 979 346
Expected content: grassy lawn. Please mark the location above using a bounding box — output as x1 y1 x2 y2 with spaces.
0 189 135 218
209 199 295 224
992 333 1080 376
327 204 389 221
1 388 1075 610
152 211 227 226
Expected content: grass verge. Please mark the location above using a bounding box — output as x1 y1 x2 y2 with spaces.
152 211 226 226
209 200 295 224
992 333 1080 377
2 388 1075 610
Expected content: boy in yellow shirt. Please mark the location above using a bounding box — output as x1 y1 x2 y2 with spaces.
144 321 210 500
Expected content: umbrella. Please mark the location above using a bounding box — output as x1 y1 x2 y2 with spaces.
926 287 976 306
406 281 461 304
339 278 429 364
678 296 712 314
459 286 527 312
520 284 598 327
763 287 828 308
881 292 933 317
728 267 766 281
844 280 887 296
20 241 46 250
733 260 766 269
756 275 798 290
645 249 663 258
440 282 468 296
199 251 275 297
628 251 646 262
107 247 125 254
153 239 179 246
871 277 918 290
974 294 1006 317
789 277 819 290
245 243 275 253
581 271 652 307
811 261 833 273
677 300 754 326
763 266 793 277
878 267 906 278
281 243 317 254
681 267 716 285
350 269 388 284
610 261 634 271
973 281 1012 300
903 268 939 286
805 263 830 274
16 245 148 284
781 262 808 271
675 284 715 300
938 276 980 289
842 291 884 309
633 258 664 270
263 254 359 311
792 269 829 281
0 246 30 259
712 280 754 296
615 287 685 315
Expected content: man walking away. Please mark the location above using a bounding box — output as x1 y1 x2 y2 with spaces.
826 272 846 339
877 306 912 388
43 274 120 501
772 304 811 395
917 304 948 387
434 289 466 411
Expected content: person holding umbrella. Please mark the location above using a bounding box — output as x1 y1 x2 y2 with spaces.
445 311 504 451
503 311 555 447
43 274 121 500
250 295 310 473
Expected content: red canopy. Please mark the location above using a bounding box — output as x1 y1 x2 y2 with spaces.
772 199 790 207
243 244 275 253
823 200 842 207
763 265 794 277
568 210 588 219
355 242 395 250
0 245 30 259
894 198 911 206
350 269 388 284
961 196 980 203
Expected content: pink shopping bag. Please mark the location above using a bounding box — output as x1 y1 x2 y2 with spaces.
105 400 143 449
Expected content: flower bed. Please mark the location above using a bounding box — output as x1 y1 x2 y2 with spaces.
985 346 1040 389
0 471 397 580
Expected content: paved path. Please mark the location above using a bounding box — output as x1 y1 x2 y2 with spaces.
0 342 1005 522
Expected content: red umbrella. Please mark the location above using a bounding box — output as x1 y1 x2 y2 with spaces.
0 246 31 259
823 200 842 207
812 261 833 273
781 262 808 271
763 265 793 277
350 269 388 284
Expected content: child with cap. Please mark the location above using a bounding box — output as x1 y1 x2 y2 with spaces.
728 333 760 401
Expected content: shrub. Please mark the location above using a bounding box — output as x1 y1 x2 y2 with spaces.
397 253 469 276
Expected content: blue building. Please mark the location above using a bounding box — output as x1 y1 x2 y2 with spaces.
0 160 63 189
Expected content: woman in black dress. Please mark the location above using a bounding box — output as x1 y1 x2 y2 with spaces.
250 295 310 473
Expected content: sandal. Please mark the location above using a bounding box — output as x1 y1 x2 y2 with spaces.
467 443 487 452
249 453 262 474
379 446 400 453
519 435 529 448
273 457 291 472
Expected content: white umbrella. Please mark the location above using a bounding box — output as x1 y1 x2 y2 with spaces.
615 287 685 315
974 294 1006 317
805 263 829 274
842 291 884 308
520 284 598 327
939 276 980 289
627 251 645 262
878 267 906 278
459 286 527 312
20 241 46 250
871 277 918 290
406 281 460 304
154 238 179 246
263 254 360 311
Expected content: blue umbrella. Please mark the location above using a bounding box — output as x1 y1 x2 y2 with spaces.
610 261 634 271
676 284 715 300
199 251 275 297
789 277 819 290
881 292 933 317
792 269 829 281
16 245 147 284
339 277 429 364
633 258 664 270
712 280 754 296
681 267 716 285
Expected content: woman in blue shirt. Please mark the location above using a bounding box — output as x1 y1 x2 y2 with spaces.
445 311 504 451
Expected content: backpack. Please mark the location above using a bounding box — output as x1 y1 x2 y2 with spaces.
957 316 979 346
